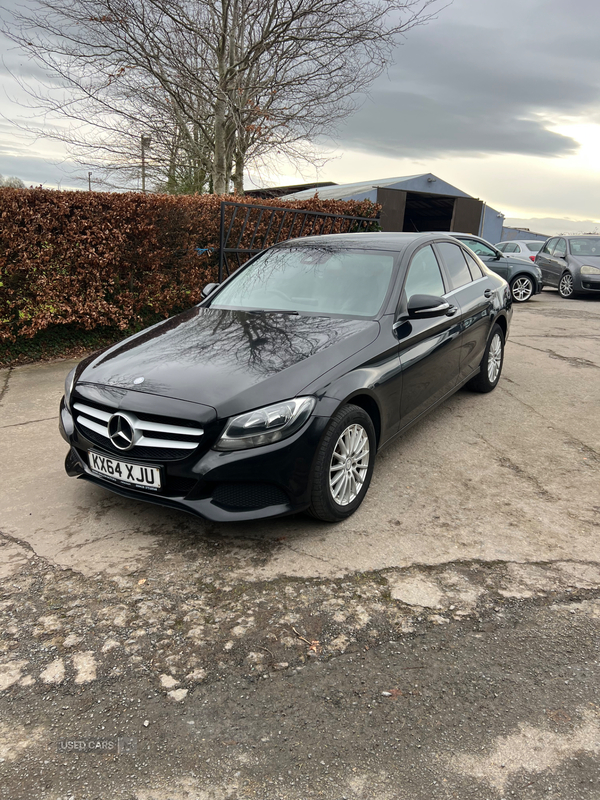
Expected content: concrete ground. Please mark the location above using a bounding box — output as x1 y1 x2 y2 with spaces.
1 289 599 799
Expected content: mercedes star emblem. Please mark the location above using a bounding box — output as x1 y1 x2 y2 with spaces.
108 413 136 450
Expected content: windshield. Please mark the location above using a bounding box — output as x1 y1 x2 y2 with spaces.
526 242 544 252
568 237 600 256
459 238 498 258
211 246 397 317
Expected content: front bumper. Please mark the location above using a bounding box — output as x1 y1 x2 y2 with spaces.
60 397 330 521
577 274 600 293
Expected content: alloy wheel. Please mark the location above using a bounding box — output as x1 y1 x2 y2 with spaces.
329 423 370 506
487 333 502 384
559 272 574 298
511 276 533 302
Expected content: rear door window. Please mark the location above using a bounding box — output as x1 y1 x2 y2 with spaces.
541 238 557 255
463 250 484 280
436 242 473 290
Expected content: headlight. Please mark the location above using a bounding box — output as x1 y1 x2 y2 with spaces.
214 397 316 451
64 366 77 410
580 265 600 275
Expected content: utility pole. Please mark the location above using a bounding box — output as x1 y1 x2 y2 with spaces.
88 171 92 191
141 135 152 193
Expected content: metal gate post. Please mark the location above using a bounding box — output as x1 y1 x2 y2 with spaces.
218 202 226 283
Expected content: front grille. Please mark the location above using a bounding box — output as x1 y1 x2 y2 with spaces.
73 398 204 462
212 483 289 510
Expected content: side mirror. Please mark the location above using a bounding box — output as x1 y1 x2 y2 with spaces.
201 282 220 299
406 294 451 319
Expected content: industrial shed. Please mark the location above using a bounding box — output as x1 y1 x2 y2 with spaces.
248 174 504 242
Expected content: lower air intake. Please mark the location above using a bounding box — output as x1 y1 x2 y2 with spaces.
212 483 288 510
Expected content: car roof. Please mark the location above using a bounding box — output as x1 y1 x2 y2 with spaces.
428 231 483 240
280 231 456 252
502 239 545 244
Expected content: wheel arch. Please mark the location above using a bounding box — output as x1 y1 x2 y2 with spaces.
345 393 381 447
494 313 508 341
510 271 535 285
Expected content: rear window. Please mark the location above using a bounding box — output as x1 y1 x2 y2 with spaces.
526 242 544 252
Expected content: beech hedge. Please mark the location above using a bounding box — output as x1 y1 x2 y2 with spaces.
0 189 380 342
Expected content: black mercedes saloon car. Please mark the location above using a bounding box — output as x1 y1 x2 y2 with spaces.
59 232 512 522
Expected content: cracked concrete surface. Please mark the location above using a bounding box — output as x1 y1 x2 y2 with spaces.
2 292 600 582
445 708 600 792
1 290 600 799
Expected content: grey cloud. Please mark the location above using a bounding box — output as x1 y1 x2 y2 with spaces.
0 152 82 188
0 0 599 168
332 0 600 158
337 91 578 158
505 218 600 236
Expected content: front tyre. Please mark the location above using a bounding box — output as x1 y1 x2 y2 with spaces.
467 324 505 393
510 274 534 302
558 271 575 298
308 404 376 522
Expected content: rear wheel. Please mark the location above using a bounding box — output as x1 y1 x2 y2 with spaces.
510 274 534 303
558 271 575 298
308 404 376 522
467 324 505 393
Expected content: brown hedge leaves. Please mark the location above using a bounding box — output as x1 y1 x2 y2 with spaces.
0 189 379 341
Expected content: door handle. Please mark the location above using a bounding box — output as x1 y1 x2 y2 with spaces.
484 289 493 298
445 305 458 316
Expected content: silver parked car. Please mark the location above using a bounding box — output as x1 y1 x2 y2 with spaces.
495 240 546 262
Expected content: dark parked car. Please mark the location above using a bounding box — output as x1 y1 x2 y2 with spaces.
59 232 512 523
535 235 600 298
448 233 543 303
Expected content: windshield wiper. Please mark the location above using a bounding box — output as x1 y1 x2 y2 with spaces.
247 309 299 315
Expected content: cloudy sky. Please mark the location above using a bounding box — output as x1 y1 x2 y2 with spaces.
2 0 600 233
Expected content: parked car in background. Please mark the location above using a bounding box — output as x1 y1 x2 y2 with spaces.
495 240 546 262
445 233 543 303
59 232 512 523
535 235 600 298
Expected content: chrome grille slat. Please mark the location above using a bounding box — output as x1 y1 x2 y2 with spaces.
76 416 110 438
73 402 112 423
136 420 204 436
137 435 197 450
73 399 204 455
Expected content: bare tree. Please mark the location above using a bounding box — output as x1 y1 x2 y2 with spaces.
3 0 442 193
0 174 26 188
